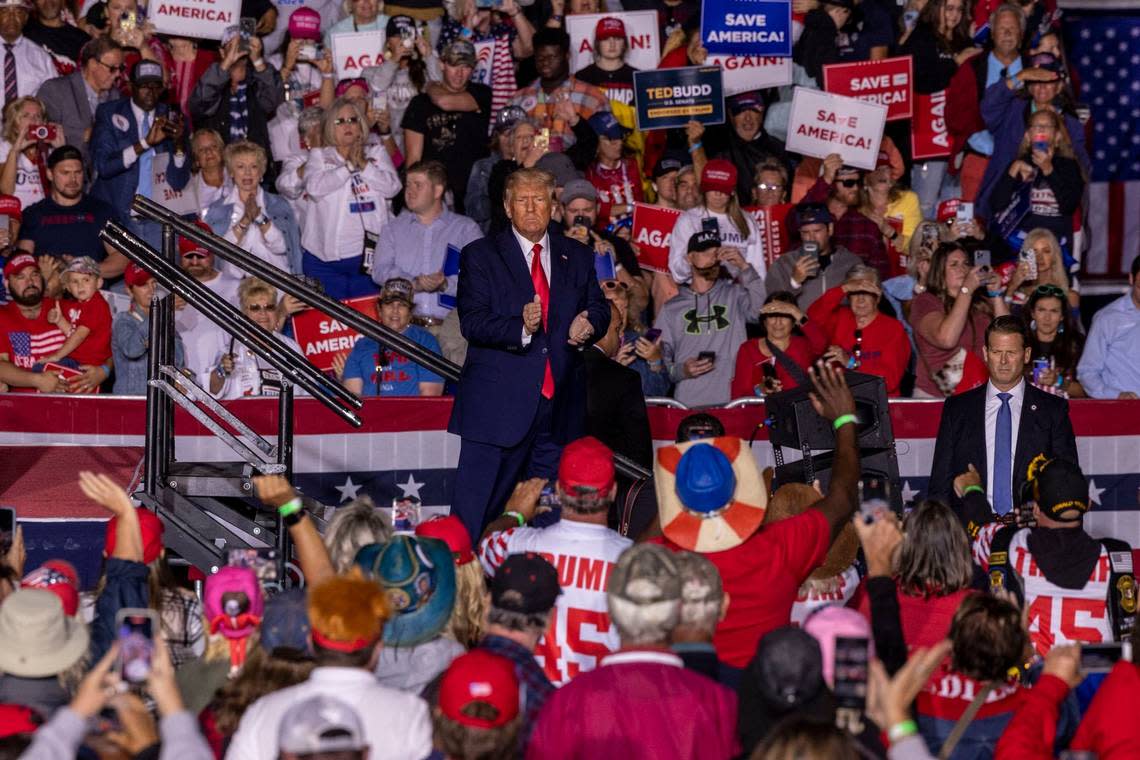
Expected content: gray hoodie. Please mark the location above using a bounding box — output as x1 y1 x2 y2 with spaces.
765 245 862 311
656 266 767 408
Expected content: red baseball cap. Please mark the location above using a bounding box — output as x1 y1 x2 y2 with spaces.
178 219 213 258
0 704 40 738
700 159 738 195
595 16 625 40
3 253 36 279
104 508 165 564
0 194 21 221
415 515 475 565
288 7 321 40
438 650 520 729
937 198 962 224
21 560 80 616
123 262 153 288
558 436 615 498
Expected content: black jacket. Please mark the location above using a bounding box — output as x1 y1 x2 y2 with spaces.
583 346 653 469
189 62 284 157
900 22 961 93
794 9 842 86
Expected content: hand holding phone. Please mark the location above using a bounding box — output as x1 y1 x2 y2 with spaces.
116 609 157 685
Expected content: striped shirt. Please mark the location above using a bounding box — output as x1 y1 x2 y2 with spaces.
0 299 67 369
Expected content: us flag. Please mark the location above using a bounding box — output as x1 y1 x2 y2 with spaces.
7 329 66 368
1064 3 1140 276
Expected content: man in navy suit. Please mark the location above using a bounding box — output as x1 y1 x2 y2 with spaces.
929 316 1078 524
90 60 188 248
449 167 611 538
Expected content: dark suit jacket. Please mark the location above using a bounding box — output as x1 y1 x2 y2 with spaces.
90 98 190 212
188 62 284 159
583 346 653 468
449 229 611 448
928 382 1079 513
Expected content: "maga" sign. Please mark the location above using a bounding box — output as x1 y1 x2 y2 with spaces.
331 30 386 81
567 11 660 74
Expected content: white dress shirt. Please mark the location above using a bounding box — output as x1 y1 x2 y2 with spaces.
2 36 58 101
513 227 550 347
984 379 1024 506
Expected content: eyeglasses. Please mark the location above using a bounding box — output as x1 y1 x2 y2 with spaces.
601 279 629 291
1034 284 1065 298
756 182 784 191
334 116 360 126
182 252 207 261
96 59 125 73
837 178 860 188
245 304 275 313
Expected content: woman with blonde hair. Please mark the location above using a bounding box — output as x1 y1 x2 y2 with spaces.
323 496 393 574
417 515 486 648
1003 227 1077 310
0 96 63 210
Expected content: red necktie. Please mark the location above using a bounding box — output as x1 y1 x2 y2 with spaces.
530 243 555 399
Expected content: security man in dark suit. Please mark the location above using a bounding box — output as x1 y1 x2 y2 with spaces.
449 166 611 540
929 315 1078 522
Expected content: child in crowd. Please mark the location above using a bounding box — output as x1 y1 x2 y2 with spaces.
43 256 112 371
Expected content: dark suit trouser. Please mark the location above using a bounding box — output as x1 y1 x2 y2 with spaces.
452 396 562 542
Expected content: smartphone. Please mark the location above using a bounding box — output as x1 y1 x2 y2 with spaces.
392 497 420 533
162 110 181 134
539 483 560 510
1019 246 1038 279
643 327 662 343
534 128 550 153
858 476 889 523
701 217 720 235
697 350 716 363
572 214 591 229
1080 642 1131 673
116 608 157 685
239 17 256 52
974 249 992 271
832 636 870 711
120 10 137 31
956 201 974 229
0 506 13 556
1031 132 1050 154
299 41 323 61
371 91 387 113
801 240 820 260
225 547 280 584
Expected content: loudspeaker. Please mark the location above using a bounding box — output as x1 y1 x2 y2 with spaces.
765 371 893 450
773 446 904 513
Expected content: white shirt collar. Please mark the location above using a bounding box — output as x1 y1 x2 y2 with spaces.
600 649 684 668
512 226 549 259
130 100 156 130
986 378 1025 404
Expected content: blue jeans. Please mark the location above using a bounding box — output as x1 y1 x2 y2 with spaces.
911 160 953 220
301 250 381 301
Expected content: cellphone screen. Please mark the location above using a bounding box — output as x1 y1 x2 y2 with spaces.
974 250 992 270
698 351 716 363
225 547 280 583
832 636 870 711
539 484 560 510
643 328 662 343
802 241 820 258
858 477 889 522
118 613 155 684
1080 643 1128 673
701 217 720 234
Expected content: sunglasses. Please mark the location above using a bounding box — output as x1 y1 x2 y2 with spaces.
601 279 629 291
756 182 784 191
334 116 360 126
96 59 125 73
837 178 860 188
1034 284 1065 298
245 303 275 313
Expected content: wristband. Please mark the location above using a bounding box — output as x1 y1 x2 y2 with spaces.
503 510 526 527
833 413 857 431
887 720 918 743
99 363 111 378
962 484 984 496
321 72 335 80
688 141 702 153
278 497 303 517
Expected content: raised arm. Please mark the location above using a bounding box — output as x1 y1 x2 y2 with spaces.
806 362 860 541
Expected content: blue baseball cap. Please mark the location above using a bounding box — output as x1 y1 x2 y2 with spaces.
728 91 765 115
354 536 457 647
588 111 628 140
675 443 737 514
796 202 833 227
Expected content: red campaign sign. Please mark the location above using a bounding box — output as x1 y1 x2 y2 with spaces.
822 55 913 121
631 203 683 274
291 296 380 373
911 89 951 160
745 203 794 267
40 362 96 394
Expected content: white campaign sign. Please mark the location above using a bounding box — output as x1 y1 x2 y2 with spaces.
331 30 386 81
151 153 200 217
706 54 792 96
784 87 887 170
471 39 495 87
150 0 241 40
567 11 660 74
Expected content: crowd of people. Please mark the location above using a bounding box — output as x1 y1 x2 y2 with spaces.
0 0 1133 404
0 0 1136 756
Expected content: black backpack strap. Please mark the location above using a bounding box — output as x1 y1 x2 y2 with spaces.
988 525 1024 606
1099 537 1136 641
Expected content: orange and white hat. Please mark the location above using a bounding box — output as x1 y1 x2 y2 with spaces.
654 436 767 553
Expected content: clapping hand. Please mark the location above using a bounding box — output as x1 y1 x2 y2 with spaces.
523 295 543 335
568 311 594 345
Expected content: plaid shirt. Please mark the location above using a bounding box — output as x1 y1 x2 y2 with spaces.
803 178 892 279
160 588 204 668
480 634 554 751
508 77 609 149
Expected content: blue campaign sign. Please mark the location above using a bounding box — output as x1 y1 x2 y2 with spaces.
700 0 792 57
633 66 726 131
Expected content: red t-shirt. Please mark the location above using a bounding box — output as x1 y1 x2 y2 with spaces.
909 291 990 396
0 299 66 369
730 320 829 399
61 292 112 367
807 286 912 396
656 509 830 668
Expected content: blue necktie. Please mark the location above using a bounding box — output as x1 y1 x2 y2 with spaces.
138 111 153 200
993 392 1013 515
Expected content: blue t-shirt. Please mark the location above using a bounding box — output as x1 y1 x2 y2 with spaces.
18 195 122 260
343 324 444 396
